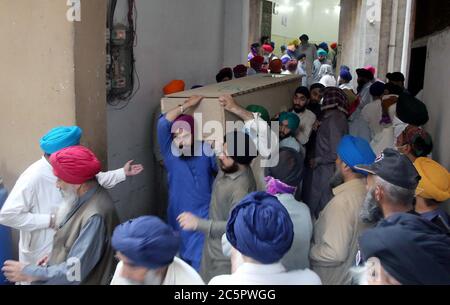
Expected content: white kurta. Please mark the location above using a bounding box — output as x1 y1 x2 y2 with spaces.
244 113 279 191
110 257 205 285
208 262 322 285
349 82 374 142
294 109 317 145
361 98 396 155
0 157 126 265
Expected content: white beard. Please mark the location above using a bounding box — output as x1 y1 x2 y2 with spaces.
56 187 79 227
350 265 370 285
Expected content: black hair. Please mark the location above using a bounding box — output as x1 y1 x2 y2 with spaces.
224 131 257 165
384 82 403 95
295 86 311 99
299 34 309 41
310 83 326 91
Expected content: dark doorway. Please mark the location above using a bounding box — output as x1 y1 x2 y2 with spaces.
408 46 427 96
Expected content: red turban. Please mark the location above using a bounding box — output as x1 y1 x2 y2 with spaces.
330 42 337 50
233 64 248 78
50 145 101 185
250 56 264 71
269 59 282 74
163 80 185 95
262 44 274 53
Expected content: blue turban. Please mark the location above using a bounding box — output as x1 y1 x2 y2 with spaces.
40 126 82 154
112 216 180 269
337 135 376 175
318 42 329 52
279 112 300 131
340 69 353 82
317 49 328 57
340 65 351 72
226 192 294 264
359 213 450 285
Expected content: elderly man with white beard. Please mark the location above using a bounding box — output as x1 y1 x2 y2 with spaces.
2 146 119 285
110 216 204 285
355 148 421 226
0 126 143 275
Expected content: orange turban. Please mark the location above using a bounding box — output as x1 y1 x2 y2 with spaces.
163 80 185 95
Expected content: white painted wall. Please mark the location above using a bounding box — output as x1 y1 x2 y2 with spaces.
338 0 383 86
422 29 450 170
271 0 340 43
422 28 450 212
108 0 249 221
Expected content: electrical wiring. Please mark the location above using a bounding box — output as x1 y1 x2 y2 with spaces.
107 0 139 110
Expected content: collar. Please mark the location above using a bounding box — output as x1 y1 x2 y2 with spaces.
276 193 295 201
235 262 286 275
332 178 366 196
224 166 250 181
42 156 53 170
420 208 448 222
383 94 399 100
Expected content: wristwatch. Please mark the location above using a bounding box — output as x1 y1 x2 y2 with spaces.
179 104 185 114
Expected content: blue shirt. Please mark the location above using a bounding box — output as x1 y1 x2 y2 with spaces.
0 183 12 285
157 115 217 271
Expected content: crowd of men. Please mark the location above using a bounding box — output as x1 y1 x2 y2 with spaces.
0 33 449 285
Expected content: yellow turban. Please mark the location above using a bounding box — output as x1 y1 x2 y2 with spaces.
414 157 450 202
288 39 299 47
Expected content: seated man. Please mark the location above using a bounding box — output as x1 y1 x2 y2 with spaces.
110 216 204 285
209 192 322 285
2 146 119 285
